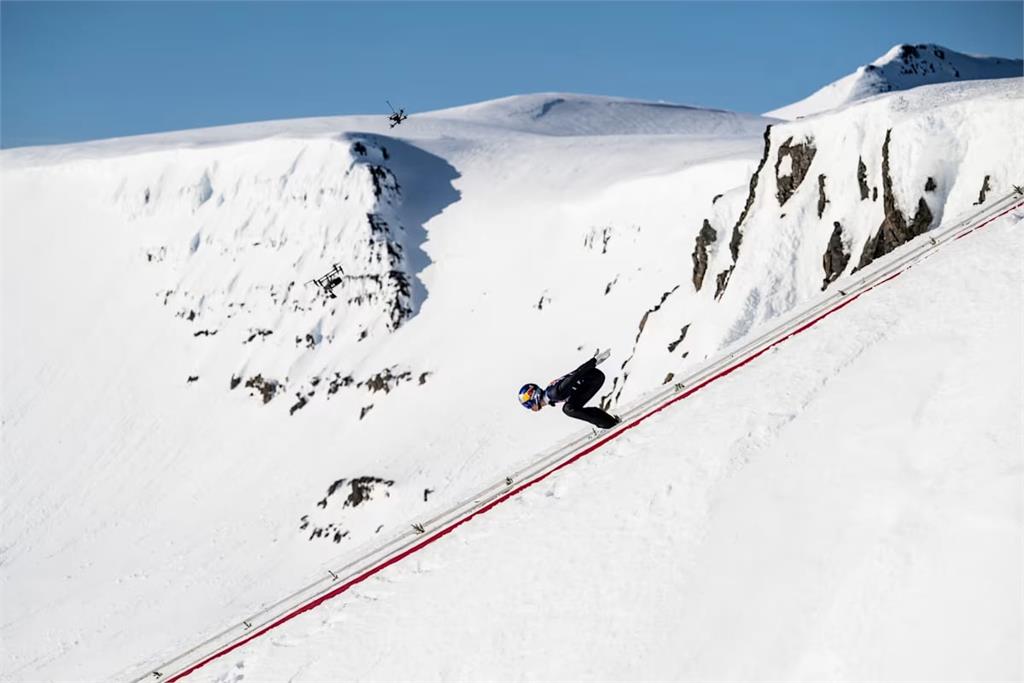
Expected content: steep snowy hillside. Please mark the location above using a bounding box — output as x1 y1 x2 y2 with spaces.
767 43 1022 119
1 78 1021 681
202 195 1024 683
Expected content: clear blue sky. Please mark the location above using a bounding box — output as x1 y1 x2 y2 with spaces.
2 1 1021 148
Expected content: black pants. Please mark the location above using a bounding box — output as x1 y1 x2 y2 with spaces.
561 368 619 429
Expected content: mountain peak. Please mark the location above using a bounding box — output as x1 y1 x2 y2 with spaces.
767 42 1022 120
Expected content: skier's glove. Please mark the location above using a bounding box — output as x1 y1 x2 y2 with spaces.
594 348 611 365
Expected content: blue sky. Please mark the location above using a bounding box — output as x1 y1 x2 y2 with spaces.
2 1 1021 148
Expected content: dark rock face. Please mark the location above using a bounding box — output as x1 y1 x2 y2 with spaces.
358 367 413 394
821 221 850 291
244 374 280 404
856 129 934 270
667 324 690 353
691 219 717 291
974 175 992 205
714 266 734 301
728 125 773 266
817 174 828 218
289 395 308 415
925 177 937 192
603 286 680 408
775 136 817 206
326 373 354 396
858 157 870 200
303 476 396 543
584 226 612 254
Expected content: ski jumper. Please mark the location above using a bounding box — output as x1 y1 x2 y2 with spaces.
544 358 619 429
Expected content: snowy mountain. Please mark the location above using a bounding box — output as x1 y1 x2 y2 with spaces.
766 43 1023 119
1 62 1022 681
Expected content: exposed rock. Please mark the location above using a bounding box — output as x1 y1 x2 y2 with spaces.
327 373 354 396
302 476 396 543
289 395 308 415
418 372 431 385
327 476 395 508
603 286 679 408
872 186 878 202
817 174 828 218
728 125 773 266
925 177 937 192
244 374 280 404
667 324 690 353
229 375 241 390
714 266 734 301
663 373 675 385
691 220 717 292
712 193 723 204
821 221 850 291
857 157 870 200
359 405 373 420
367 165 399 200
973 174 992 205
856 129 934 270
359 367 413 394
775 136 817 206
583 226 612 254
186 375 198 383
244 328 272 344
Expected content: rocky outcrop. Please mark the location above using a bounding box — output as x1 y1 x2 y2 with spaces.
728 125 773 266
974 174 992 205
856 129 934 270
603 286 680 408
775 136 817 206
817 174 828 218
358 367 413 394
821 221 850 290
303 476 396 544
667 324 690 353
691 220 717 291
244 374 280 404
857 157 870 200
714 266 733 301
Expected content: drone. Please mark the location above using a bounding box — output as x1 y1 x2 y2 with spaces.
386 100 408 128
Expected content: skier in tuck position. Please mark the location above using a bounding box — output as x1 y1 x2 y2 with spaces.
518 349 620 429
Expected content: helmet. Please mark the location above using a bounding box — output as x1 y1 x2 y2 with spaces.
518 383 544 411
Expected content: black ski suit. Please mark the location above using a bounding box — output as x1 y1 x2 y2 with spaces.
544 357 619 429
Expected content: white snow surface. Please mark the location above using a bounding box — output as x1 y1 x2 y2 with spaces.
766 43 1023 120
1 79 1022 681
205 195 1024 683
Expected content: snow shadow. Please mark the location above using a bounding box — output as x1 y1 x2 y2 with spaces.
345 133 462 317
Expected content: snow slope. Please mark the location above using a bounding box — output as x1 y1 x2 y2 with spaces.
202 195 1024 683
1 76 1022 680
767 43 1022 120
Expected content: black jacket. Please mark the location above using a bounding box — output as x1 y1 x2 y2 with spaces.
544 357 597 405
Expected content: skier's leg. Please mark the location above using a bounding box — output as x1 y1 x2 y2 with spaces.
563 369 618 429
571 368 605 405
562 403 620 429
